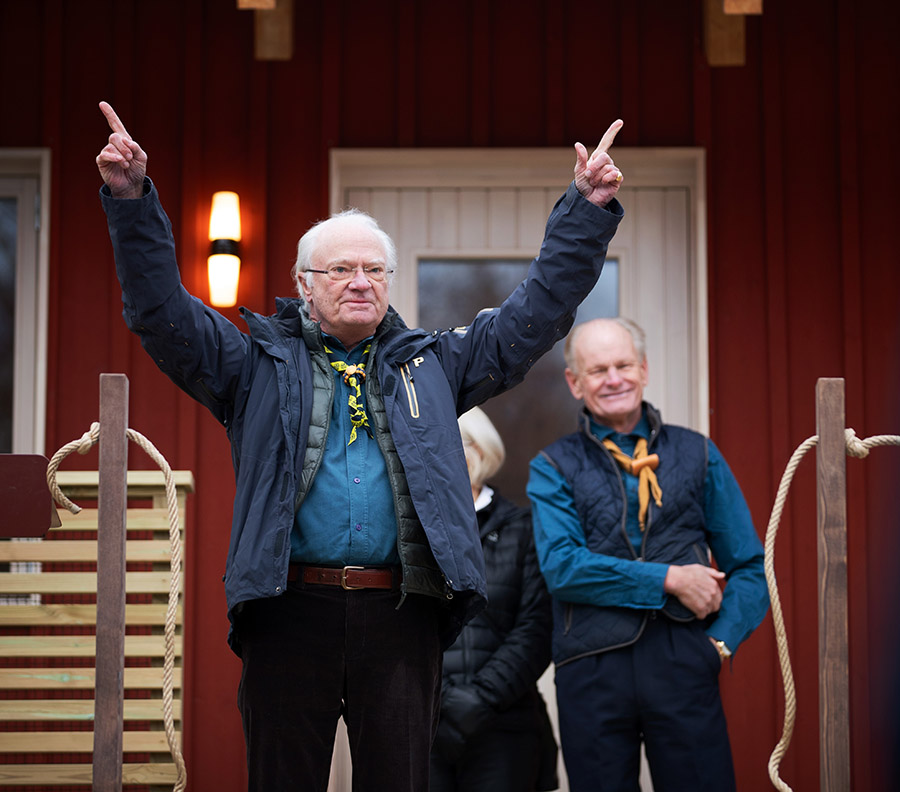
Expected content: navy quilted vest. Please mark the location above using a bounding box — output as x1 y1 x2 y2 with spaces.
540 404 710 666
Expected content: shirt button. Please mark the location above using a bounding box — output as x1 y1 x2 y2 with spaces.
354 477 361 484
355 524 362 531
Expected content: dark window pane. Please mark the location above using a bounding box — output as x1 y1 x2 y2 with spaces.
418 257 618 506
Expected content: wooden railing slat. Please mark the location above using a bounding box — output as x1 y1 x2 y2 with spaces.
0 698 182 721
0 634 183 658
0 730 180 753
48 507 185 532
54 469 194 493
0 603 181 627
0 539 177 563
0 571 174 595
0 762 177 784
0 666 182 690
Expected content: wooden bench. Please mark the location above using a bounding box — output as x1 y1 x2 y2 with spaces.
0 470 193 788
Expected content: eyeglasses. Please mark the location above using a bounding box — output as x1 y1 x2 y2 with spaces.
306 265 393 283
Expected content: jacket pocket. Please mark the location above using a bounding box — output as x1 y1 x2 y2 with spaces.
692 542 711 565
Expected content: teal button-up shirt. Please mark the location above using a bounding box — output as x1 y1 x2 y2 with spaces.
291 336 399 566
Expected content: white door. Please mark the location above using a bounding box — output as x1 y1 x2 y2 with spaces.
329 148 707 792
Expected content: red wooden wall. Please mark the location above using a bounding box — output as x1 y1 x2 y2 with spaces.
1 0 898 789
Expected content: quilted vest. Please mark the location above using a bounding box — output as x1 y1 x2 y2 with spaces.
296 313 447 603
540 404 709 666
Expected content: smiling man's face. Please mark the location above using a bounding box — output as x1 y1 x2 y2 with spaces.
565 319 648 433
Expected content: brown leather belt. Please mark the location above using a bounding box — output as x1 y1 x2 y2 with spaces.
288 563 402 591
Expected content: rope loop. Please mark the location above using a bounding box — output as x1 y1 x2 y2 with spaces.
46 423 187 792
765 428 900 790
46 421 101 515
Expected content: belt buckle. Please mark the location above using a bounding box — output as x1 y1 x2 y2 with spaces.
341 565 365 590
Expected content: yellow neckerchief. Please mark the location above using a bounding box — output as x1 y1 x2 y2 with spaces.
324 343 372 445
602 437 662 531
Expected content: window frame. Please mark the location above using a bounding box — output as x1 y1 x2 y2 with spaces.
0 149 51 454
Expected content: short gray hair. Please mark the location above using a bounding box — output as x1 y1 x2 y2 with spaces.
458 407 506 490
564 317 647 373
291 208 398 298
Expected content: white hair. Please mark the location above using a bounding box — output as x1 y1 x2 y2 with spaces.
564 316 647 373
291 208 398 298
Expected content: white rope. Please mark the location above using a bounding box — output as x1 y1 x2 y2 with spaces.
765 428 900 791
46 422 187 792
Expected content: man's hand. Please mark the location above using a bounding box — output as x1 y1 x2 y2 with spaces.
663 563 725 619
96 101 147 199
573 119 624 208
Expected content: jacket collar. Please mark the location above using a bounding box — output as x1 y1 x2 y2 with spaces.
242 297 402 353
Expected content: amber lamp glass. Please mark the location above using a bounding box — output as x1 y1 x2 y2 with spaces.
208 191 242 307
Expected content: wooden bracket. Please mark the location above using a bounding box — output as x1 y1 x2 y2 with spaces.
238 0 294 61
725 0 763 13
704 0 763 67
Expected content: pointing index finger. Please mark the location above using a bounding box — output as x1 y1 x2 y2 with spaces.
597 119 624 154
99 101 131 140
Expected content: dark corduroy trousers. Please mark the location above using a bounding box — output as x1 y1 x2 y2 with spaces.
236 581 442 792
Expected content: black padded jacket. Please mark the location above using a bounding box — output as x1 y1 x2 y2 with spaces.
434 492 558 790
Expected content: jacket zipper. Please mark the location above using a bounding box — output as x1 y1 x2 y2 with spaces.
400 363 420 418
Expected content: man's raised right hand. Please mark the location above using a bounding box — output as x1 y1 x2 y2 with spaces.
96 101 147 199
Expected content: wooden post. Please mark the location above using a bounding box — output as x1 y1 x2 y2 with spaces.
815 378 851 792
92 374 129 791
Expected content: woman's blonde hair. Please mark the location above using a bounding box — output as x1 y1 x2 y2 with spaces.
458 406 505 489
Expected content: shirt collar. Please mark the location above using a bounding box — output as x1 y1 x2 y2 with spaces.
322 332 374 363
473 485 495 513
588 407 650 443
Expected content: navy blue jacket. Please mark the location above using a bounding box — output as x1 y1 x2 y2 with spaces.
101 179 623 649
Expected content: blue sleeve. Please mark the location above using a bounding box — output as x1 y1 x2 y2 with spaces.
703 439 770 653
527 453 668 609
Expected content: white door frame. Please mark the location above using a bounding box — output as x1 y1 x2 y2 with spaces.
0 149 51 454
330 146 708 434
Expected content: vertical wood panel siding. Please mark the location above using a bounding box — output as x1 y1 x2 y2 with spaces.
1 0 897 788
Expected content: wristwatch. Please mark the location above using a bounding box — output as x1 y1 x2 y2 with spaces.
711 638 732 661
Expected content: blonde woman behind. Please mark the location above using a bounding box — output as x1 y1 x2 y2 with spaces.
431 407 558 792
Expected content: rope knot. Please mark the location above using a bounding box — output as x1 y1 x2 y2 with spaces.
77 422 100 455
844 428 869 459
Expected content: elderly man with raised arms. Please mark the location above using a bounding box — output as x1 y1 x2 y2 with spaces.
96 101 625 792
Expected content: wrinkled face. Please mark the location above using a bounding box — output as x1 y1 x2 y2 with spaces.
565 321 648 433
300 220 390 349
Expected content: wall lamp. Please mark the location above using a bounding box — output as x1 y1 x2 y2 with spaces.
208 191 242 307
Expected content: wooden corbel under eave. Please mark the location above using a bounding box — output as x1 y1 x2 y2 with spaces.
238 0 294 61
704 0 763 67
